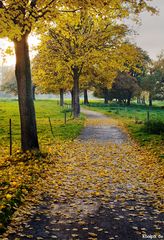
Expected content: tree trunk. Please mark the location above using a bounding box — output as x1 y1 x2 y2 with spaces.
72 66 80 118
84 89 89 105
71 89 74 109
59 88 64 106
149 93 153 107
137 96 141 104
14 34 39 152
118 98 122 104
127 91 132 106
142 96 146 105
103 88 108 104
127 97 131 106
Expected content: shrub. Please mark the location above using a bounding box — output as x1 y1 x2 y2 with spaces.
144 120 164 134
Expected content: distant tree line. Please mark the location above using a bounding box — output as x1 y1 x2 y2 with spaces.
1 50 164 107
94 51 164 106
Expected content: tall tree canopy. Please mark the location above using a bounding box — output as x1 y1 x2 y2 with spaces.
34 12 130 117
94 72 140 105
33 12 150 117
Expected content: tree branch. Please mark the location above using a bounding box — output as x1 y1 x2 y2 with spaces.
59 7 82 13
0 0 3 8
79 63 84 76
36 0 55 18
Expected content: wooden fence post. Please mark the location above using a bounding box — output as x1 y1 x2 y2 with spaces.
64 111 67 124
147 110 150 122
48 117 54 137
147 109 150 132
9 119 12 155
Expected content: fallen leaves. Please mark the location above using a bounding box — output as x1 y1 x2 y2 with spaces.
1 117 164 239
0 151 53 232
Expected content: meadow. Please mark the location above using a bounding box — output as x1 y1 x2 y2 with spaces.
0 99 84 155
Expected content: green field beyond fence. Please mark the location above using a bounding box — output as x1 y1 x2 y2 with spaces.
0 100 83 156
85 101 164 122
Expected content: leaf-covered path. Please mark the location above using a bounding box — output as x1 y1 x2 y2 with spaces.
2 110 164 240
79 109 127 143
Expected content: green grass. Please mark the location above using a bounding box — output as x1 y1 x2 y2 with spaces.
83 101 164 121
83 101 164 159
0 100 84 154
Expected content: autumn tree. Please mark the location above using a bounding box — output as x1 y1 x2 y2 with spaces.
127 47 151 104
153 51 164 100
141 51 164 106
92 43 146 104
36 11 133 117
80 68 96 105
110 72 140 105
0 0 156 150
32 48 72 106
0 47 7 84
94 72 140 105
1 67 17 95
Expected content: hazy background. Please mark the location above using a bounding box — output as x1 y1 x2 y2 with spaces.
129 0 164 59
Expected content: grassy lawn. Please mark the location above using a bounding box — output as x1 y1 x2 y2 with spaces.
83 101 164 160
0 99 84 154
0 99 84 233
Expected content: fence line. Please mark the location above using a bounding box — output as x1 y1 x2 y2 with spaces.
48 117 54 137
0 106 162 155
9 119 12 155
0 111 74 154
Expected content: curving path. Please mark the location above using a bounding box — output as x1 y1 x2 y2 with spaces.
79 109 127 143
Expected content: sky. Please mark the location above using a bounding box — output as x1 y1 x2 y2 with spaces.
0 35 38 66
128 0 164 60
0 0 164 65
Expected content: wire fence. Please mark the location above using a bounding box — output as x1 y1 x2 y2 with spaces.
0 102 163 155
0 103 73 155
106 105 164 123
